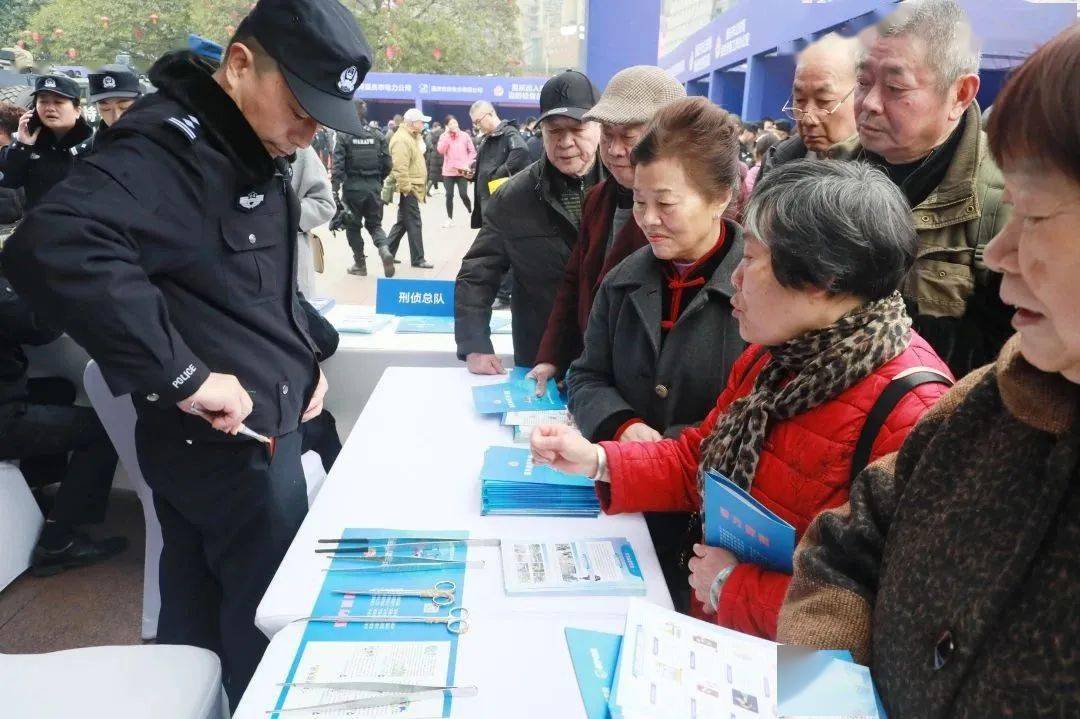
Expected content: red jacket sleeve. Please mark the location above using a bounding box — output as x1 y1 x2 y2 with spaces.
715 563 791 639
597 345 767 514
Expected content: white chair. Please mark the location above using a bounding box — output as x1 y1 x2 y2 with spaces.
0 461 43 591
83 362 329 640
0 644 228 719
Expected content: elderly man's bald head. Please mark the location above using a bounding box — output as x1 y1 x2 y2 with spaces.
789 33 859 152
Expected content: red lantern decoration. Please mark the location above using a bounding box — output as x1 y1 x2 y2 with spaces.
432 47 442 60
66 48 77 59
149 13 159 25
53 28 64 38
100 16 109 29
386 45 397 60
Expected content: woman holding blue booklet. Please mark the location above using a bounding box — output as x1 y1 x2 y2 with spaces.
532 157 952 640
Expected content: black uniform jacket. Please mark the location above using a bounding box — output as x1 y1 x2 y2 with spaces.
2 52 323 442
0 116 94 208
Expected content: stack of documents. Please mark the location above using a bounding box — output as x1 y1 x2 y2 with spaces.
479 446 600 517
324 305 393 334
703 469 796 574
599 599 885 719
393 313 513 334
500 538 646 596
504 409 573 444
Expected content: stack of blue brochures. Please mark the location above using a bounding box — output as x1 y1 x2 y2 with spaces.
479 446 600 517
394 315 514 334
703 469 796 574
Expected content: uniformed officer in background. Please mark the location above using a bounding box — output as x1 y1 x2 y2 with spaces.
75 64 144 155
2 0 372 707
331 98 394 277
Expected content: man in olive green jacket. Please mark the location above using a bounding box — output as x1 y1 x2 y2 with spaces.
386 108 433 268
826 1 1011 377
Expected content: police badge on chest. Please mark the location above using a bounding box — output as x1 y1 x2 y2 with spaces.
237 190 266 212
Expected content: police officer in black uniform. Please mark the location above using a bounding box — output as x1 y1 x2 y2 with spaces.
2 0 372 707
331 99 393 277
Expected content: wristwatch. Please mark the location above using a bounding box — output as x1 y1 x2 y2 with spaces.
707 563 737 613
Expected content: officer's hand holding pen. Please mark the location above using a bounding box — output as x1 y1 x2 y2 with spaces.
178 372 253 435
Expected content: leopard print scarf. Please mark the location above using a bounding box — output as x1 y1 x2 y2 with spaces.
697 291 912 493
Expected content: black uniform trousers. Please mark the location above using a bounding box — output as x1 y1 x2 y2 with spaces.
387 192 426 265
0 378 118 527
341 187 388 266
134 424 308 709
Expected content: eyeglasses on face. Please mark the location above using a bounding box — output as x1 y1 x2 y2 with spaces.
782 85 855 122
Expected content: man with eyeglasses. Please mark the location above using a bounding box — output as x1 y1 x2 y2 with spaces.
761 33 858 178
467 100 530 230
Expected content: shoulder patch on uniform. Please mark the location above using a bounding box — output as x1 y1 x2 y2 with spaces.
164 114 201 144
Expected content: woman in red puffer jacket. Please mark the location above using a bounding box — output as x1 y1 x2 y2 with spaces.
532 158 954 639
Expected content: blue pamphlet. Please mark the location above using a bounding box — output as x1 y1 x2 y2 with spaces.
565 628 622 719
481 446 592 487
472 367 566 414
703 469 796 574
375 278 455 317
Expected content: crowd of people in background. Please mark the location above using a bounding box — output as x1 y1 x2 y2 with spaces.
0 0 1078 714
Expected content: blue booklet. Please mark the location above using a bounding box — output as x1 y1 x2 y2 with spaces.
565 628 622 719
703 469 796 574
394 315 512 334
472 367 566 414
480 446 593 488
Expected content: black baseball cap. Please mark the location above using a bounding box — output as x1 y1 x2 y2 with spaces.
89 64 143 103
238 0 373 135
537 69 601 123
31 74 81 102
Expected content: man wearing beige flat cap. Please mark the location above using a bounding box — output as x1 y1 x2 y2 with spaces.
530 65 685 387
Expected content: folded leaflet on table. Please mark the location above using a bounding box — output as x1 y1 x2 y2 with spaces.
703 469 796 574
607 599 885 719
479 446 600 517
565 628 622 719
501 538 645 596
472 367 566 414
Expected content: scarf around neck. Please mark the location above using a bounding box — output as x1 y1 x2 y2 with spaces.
697 292 912 492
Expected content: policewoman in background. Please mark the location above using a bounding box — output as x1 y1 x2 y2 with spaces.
0 74 93 208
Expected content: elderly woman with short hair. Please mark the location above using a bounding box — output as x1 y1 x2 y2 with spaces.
777 24 1080 718
532 158 952 639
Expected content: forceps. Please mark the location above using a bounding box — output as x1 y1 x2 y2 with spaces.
268 683 478 714
296 606 470 634
331 580 457 606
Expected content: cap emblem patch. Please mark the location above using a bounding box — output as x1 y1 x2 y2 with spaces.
43 78 56 89
338 66 359 95
102 76 116 89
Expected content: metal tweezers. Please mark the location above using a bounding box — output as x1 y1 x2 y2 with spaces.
268 682 478 714
317 537 502 550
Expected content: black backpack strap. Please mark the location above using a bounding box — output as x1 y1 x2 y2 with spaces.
850 367 953 482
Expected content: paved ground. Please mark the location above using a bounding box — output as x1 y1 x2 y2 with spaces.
312 185 480 304
0 184 481 654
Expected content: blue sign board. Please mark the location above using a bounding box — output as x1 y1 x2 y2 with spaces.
375 278 455 317
660 0 891 83
356 72 548 106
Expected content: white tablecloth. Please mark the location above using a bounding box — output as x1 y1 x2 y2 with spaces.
237 367 672 718
322 305 514 439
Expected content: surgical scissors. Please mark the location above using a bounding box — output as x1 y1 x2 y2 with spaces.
331 580 457 606
296 606 470 634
